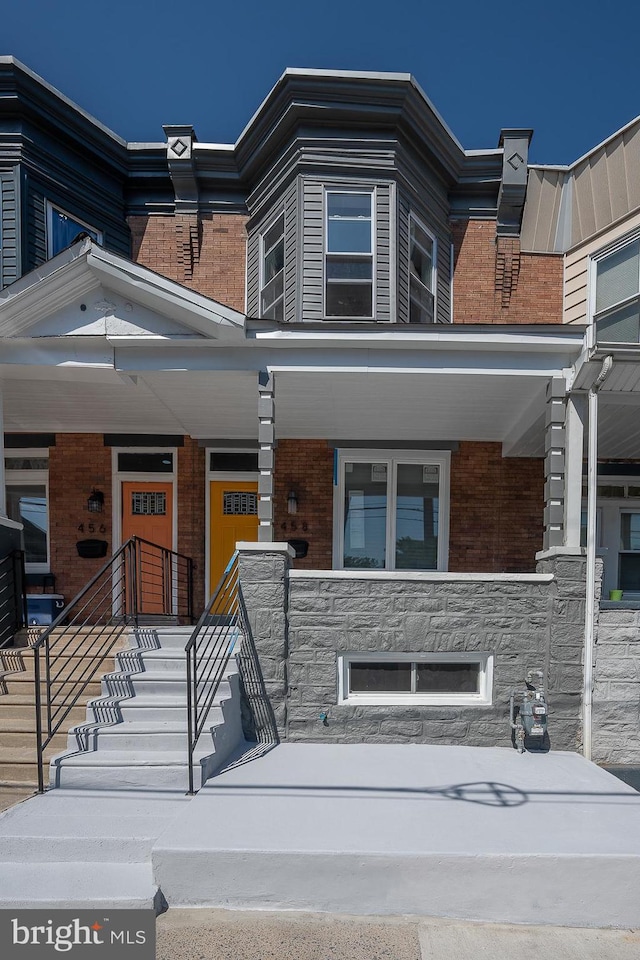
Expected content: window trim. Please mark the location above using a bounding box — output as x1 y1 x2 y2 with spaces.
337 651 494 706
259 209 285 321
46 201 103 259
589 230 640 342
408 213 437 324
5 448 50 573
333 449 450 571
324 188 376 320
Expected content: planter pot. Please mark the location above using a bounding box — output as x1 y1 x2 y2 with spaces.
609 589 624 601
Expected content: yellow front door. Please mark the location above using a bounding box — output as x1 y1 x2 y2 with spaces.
209 481 259 595
122 481 174 613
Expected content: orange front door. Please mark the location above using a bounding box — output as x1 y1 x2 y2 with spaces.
209 481 259 596
122 481 174 613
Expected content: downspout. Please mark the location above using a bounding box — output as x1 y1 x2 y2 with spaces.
583 354 613 761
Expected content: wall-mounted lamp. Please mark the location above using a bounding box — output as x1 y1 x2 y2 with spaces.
87 489 105 514
287 490 298 515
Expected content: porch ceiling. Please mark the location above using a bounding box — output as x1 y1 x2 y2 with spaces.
1 365 551 448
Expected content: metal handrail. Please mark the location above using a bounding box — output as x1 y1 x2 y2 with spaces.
0 550 27 649
186 551 242 794
34 536 194 792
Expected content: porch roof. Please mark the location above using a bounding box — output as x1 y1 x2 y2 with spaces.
572 344 640 458
0 244 586 452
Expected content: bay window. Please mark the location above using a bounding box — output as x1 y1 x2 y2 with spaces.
260 212 285 321
325 191 373 318
409 215 435 324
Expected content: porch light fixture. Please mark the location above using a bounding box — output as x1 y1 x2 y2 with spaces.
287 490 298 515
87 489 105 514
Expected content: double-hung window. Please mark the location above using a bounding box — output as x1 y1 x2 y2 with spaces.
593 236 640 343
260 213 285 321
409 215 435 324
5 450 50 572
47 203 102 259
335 450 449 570
325 191 373 319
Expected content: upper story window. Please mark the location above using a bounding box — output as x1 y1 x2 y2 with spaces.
47 203 102 259
325 191 373 319
260 212 285 321
409 215 436 324
593 235 640 343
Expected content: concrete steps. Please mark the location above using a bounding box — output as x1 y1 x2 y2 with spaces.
50 626 245 791
0 790 189 910
0 630 128 787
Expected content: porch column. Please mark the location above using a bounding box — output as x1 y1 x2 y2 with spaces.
257 370 275 542
564 394 586 551
543 378 568 551
0 385 6 515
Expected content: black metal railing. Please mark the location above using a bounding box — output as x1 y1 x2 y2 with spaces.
186 551 242 794
0 550 27 649
33 536 194 792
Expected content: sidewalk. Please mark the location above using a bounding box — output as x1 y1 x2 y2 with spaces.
157 909 640 960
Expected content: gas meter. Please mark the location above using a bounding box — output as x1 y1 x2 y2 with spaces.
510 669 549 753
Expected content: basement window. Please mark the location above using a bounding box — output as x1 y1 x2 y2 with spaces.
338 652 493 706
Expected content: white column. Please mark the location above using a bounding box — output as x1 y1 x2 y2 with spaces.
564 394 586 552
257 370 274 542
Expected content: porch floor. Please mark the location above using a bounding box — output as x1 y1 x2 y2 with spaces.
0 743 639 926
155 743 640 927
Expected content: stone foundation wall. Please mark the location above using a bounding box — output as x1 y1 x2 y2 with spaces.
238 548 589 752
593 606 640 764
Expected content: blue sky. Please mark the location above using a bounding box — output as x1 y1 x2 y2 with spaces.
3 0 639 165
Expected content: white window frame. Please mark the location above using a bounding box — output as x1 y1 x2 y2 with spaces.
589 230 640 342
324 188 375 320
46 201 103 259
259 209 285 321
333 449 450 571
338 651 494 706
408 213 437 324
5 448 50 573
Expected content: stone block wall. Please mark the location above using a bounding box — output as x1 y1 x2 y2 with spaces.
593 606 640 764
238 548 590 752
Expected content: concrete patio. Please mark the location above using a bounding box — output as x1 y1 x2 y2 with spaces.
1 743 639 927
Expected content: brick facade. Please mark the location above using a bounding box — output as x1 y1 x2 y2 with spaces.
176 437 206 603
451 220 563 324
274 440 334 570
272 438 543 573
128 213 248 309
48 434 113 603
449 442 544 572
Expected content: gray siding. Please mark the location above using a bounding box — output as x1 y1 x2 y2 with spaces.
246 227 260 317
0 167 20 288
300 180 325 321
375 184 392 323
397 193 410 323
26 178 47 270
283 179 299 324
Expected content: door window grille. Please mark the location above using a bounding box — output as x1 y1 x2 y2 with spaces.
223 492 258 515
131 491 167 515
